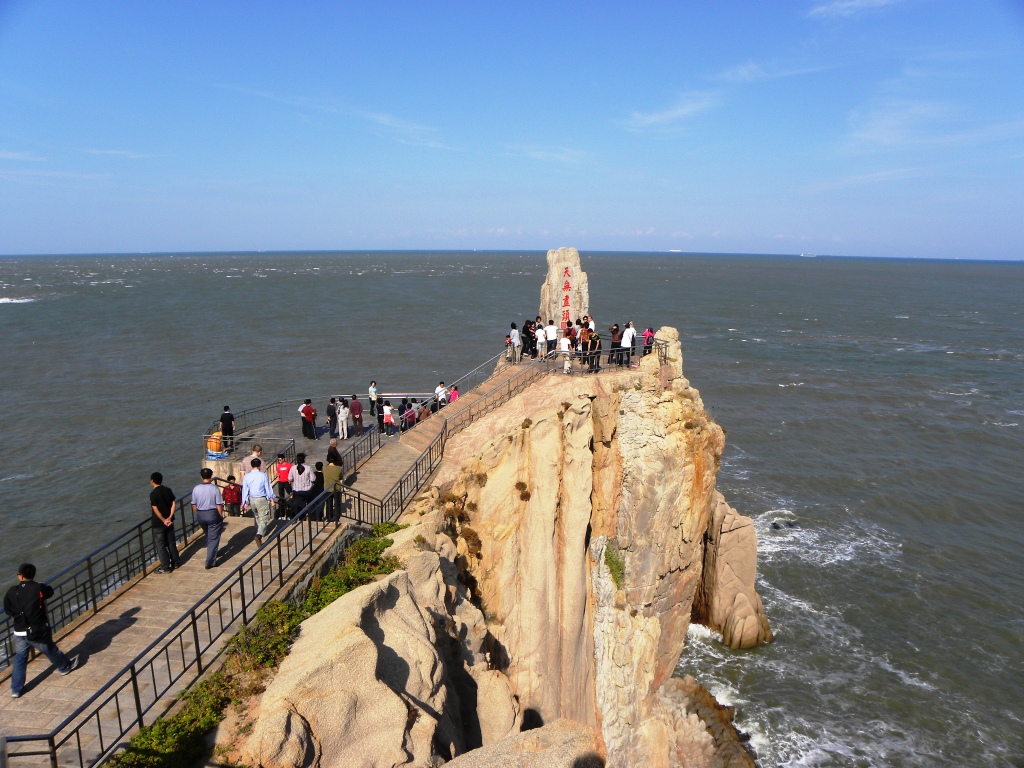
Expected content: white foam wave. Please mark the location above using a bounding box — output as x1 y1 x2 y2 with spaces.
0 297 35 304
754 511 902 569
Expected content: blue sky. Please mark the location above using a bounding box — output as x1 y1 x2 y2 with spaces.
1 1 1023 258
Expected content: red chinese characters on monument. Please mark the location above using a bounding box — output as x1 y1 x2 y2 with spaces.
561 268 572 326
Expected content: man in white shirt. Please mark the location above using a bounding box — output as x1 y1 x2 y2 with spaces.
534 324 547 358
509 323 522 363
544 320 558 355
621 321 637 367
435 382 448 409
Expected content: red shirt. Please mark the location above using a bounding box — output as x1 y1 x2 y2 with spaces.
300 404 316 422
222 484 242 505
349 399 363 417
277 461 293 484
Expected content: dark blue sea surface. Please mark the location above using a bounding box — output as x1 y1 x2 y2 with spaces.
1 252 1021 765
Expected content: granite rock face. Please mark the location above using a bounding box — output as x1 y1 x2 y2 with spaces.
236 553 520 768
538 247 589 329
692 493 774 649
234 325 768 767
424 326 770 766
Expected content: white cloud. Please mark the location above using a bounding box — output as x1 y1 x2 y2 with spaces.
220 84 458 150
717 61 826 83
808 0 903 18
356 111 458 149
88 149 150 159
626 92 718 131
0 150 46 161
849 99 1024 148
507 145 585 164
806 167 921 191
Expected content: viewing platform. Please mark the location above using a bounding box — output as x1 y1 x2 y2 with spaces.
1 341 669 768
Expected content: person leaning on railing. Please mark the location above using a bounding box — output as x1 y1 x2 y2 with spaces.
241 458 277 548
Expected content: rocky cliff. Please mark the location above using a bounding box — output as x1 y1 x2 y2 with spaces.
235 328 770 767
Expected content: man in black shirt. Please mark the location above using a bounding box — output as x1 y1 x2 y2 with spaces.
149 472 179 574
219 406 235 451
4 563 77 698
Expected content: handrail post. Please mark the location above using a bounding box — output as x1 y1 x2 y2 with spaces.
130 663 145 728
277 535 284 586
47 735 57 768
307 515 314 553
85 556 98 614
238 570 247 625
136 526 147 578
190 610 203 674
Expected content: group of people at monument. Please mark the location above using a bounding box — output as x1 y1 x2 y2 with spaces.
507 316 656 372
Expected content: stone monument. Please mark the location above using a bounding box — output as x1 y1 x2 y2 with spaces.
538 247 589 329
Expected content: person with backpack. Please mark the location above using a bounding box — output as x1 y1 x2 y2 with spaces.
5 563 78 698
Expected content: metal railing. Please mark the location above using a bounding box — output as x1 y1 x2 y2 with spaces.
4 490 346 768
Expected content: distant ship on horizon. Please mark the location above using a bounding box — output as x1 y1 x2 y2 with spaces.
800 252 817 258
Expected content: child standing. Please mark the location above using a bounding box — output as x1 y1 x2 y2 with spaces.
223 475 242 516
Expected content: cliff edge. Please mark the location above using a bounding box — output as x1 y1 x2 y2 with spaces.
234 327 770 767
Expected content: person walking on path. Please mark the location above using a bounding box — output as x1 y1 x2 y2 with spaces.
191 468 226 570
449 386 459 404
241 444 263 478
149 472 179 574
326 398 339 439
5 563 79 698
368 381 378 417
241 458 276 547
219 406 235 451
299 399 317 440
509 323 522 363
349 395 364 436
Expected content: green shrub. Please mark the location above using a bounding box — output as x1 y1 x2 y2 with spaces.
604 543 625 590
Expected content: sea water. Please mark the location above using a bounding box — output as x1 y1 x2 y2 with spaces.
1 252 1021 765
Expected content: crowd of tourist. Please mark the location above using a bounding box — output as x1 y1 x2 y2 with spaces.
506 316 656 373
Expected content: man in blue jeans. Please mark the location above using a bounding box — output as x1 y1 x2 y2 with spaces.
191 468 226 570
4 563 78 698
